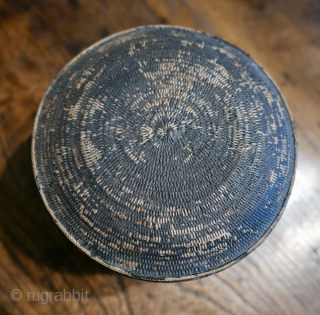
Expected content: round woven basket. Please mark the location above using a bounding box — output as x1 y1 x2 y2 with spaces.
32 26 296 282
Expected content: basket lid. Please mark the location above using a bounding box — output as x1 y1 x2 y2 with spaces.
32 26 296 282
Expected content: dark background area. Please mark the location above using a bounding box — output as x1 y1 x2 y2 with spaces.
0 0 320 314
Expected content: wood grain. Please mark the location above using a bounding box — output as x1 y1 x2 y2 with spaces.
0 0 319 314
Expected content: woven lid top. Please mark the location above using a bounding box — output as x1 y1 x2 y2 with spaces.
32 26 296 282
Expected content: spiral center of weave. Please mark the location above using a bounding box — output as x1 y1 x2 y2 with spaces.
156 122 179 140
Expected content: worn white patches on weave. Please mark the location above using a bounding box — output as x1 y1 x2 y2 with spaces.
249 107 261 124
72 148 83 169
275 97 285 126
123 144 147 164
74 66 95 89
87 98 106 117
180 39 193 46
181 229 232 257
80 131 103 171
68 100 83 122
239 70 256 90
196 42 205 49
120 185 133 195
185 105 199 119
53 195 62 206
76 77 88 89
67 70 79 83
140 125 154 144
228 102 253 153
93 226 108 238
260 85 274 105
171 31 186 38
211 46 236 60
128 42 142 56
183 154 193 164
270 170 278 184
80 213 94 227
142 58 232 91
85 64 107 92
207 58 218 65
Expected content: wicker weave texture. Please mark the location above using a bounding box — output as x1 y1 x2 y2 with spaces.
32 26 296 282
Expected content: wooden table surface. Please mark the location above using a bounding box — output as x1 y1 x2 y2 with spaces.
1 0 320 314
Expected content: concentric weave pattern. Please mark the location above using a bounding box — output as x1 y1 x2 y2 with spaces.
32 26 296 281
